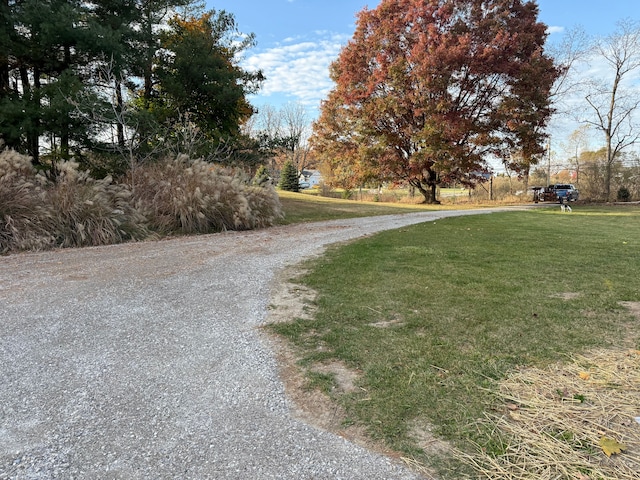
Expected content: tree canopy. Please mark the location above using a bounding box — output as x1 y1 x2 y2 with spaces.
311 0 560 203
0 0 263 174
155 11 263 139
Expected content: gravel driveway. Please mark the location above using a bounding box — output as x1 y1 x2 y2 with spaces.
1 209 505 479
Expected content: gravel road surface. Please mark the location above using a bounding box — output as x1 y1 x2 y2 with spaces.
1 209 506 479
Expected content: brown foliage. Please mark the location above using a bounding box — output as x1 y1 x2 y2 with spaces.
312 0 560 203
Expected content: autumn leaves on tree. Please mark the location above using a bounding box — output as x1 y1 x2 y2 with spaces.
311 0 561 203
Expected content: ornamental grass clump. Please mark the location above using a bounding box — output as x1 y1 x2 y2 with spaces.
0 147 148 253
0 148 54 252
46 162 149 248
133 155 282 234
1 149 282 253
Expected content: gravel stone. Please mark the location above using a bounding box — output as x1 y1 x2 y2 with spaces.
0 210 508 479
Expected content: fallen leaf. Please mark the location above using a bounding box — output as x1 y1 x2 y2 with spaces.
506 403 519 411
579 371 590 380
508 411 521 420
599 436 626 457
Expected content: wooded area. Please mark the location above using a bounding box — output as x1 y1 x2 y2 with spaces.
0 0 263 177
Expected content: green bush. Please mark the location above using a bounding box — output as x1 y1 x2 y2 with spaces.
252 165 270 186
617 186 631 202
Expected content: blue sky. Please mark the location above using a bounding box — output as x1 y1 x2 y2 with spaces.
206 0 638 145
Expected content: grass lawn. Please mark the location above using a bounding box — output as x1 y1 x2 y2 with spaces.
277 190 460 224
267 205 640 478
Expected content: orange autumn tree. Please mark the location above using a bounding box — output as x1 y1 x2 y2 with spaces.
311 0 560 203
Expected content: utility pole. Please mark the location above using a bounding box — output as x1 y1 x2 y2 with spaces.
547 138 551 186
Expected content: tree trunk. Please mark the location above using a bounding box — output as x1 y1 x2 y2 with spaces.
115 78 125 148
0 61 8 95
0 0 9 95
20 66 39 165
142 10 154 108
60 47 72 160
604 130 613 201
410 170 441 204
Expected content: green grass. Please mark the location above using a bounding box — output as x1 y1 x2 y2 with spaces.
277 190 449 224
267 206 640 478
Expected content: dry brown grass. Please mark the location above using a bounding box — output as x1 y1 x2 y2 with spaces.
460 349 640 479
1 149 282 253
132 156 282 234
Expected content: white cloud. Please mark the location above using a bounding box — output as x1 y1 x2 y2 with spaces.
243 32 350 113
547 25 565 35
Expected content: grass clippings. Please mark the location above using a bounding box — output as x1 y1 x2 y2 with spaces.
461 349 640 479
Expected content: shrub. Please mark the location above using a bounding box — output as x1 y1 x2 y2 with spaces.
617 186 631 202
253 165 270 186
0 148 282 253
278 160 299 192
132 156 282 234
243 184 284 228
0 148 148 253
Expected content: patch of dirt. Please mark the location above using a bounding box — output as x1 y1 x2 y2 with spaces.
618 302 640 343
265 267 353 430
266 324 394 457
368 317 406 328
619 301 640 319
550 292 582 300
408 419 454 456
267 267 317 323
312 361 361 393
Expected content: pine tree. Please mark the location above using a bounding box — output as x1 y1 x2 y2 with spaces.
278 161 299 192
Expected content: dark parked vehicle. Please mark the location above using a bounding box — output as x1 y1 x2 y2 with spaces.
533 184 578 203
552 184 579 202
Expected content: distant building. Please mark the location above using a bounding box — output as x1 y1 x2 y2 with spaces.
299 169 323 188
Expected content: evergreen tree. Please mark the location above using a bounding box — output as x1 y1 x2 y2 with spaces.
0 0 264 170
278 160 299 192
0 0 107 166
89 0 140 150
154 10 264 138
